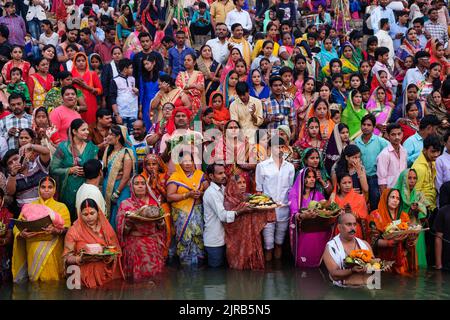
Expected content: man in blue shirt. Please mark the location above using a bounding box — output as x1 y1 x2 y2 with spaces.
370 0 396 34
390 10 409 51
189 2 213 44
354 114 388 211
168 30 196 80
404 114 440 167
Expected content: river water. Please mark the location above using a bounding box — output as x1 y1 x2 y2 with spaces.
1 262 450 300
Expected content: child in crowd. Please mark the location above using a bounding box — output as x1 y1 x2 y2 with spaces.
6 68 32 110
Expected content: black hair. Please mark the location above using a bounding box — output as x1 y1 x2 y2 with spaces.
405 102 418 113
69 119 86 138
10 67 22 77
118 58 133 72
419 114 440 130
375 47 389 60
61 85 77 97
0 24 9 39
19 128 36 141
66 43 80 53
386 123 402 135
335 144 362 177
203 107 214 117
142 54 161 82
423 135 441 151
361 113 376 126
41 19 52 27
2 149 19 168
231 23 243 32
331 73 344 82
96 108 112 119
199 1 207 9
428 7 438 15
138 31 152 41
83 159 103 180
159 73 174 87
269 76 283 87
379 18 389 29
360 85 370 93
336 172 353 188
80 27 91 35
8 92 25 104
80 198 99 212
236 81 249 95
330 109 340 118
161 35 175 44
279 66 293 77
439 181 450 208
443 131 450 144
206 163 225 176
313 97 328 110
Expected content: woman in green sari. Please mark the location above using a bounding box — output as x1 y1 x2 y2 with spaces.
341 89 368 141
340 43 359 89
102 125 136 230
50 119 98 221
394 169 429 268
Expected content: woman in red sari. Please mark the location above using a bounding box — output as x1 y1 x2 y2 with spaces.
116 175 167 281
224 173 276 270
71 52 103 125
369 189 418 275
27 58 55 110
63 198 124 288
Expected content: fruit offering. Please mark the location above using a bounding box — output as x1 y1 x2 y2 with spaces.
247 194 279 209
383 219 423 240
343 249 391 271
306 200 341 217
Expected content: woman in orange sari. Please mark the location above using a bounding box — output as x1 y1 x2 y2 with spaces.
63 198 124 288
209 91 230 131
330 173 369 241
224 173 276 270
142 154 172 257
300 98 335 142
369 188 418 275
71 52 103 125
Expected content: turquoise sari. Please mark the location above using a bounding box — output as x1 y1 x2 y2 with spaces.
50 141 99 222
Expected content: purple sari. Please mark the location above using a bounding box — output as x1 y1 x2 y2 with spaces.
288 168 331 268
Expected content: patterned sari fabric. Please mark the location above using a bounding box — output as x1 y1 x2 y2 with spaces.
102 126 136 229
123 31 143 59
12 198 70 283
224 174 276 270
116 175 167 280
175 70 205 121
369 189 418 275
63 202 124 288
288 168 330 268
50 141 99 221
0 207 13 282
394 169 429 269
167 164 206 265
340 44 359 88
27 73 55 110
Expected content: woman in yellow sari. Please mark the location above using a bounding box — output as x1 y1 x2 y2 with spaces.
340 43 359 89
166 152 209 266
12 177 70 282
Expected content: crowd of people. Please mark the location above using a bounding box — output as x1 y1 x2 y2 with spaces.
0 0 449 290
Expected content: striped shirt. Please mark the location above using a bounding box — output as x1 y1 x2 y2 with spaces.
424 21 449 47
0 113 32 149
0 14 27 46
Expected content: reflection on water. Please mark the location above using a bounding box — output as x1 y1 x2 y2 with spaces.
1 263 450 300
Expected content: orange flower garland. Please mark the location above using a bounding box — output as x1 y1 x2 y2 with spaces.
349 249 373 263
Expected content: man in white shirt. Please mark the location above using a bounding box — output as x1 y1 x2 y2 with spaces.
375 18 395 70
256 135 295 262
75 159 107 219
203 163 250 267
205 23 229 66
390 11 409 51
403 50 430 89
370 0 396 34
225 0 252 32
39 19 59 49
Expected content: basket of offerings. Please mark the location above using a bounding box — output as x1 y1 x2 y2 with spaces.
382 219 427 240
343 249 394 271
300 200 341 219
246 194 280 210
80 244 119 258
125 205 169 222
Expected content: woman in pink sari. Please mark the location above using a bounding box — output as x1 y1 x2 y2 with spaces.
123 20 148 59
116 175 167 281
288 167 332 268
365 86 393 137
220 48 243 84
